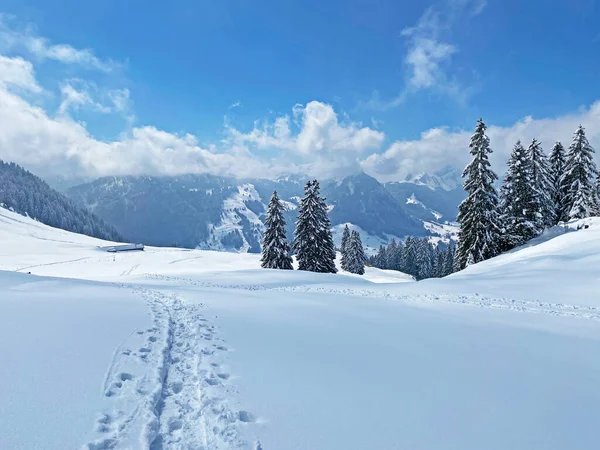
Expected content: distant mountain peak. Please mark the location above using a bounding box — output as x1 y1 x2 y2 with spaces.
401 165 462 191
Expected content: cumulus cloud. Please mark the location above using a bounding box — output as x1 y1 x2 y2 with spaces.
0 62 385 180
0 16 118 72
3 54 599 184
0 56 271 178
362 103 600 182
226 101 385 177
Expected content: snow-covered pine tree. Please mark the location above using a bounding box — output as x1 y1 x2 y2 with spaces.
433 246 445 278
562 125 598 220
403 236 418 277
455 119 502 270
443 243 456 276
386 239 398 270
261 191 293 270
592 174 600 217
549 141 567 223
346 230 366 275
293 180 337 273
499 140 537 250
340 224 351 271
527 138 554 229
393 240 404 271
416 238 434 280
373 245 386 268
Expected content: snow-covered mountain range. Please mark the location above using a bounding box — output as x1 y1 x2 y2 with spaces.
65 168 465 253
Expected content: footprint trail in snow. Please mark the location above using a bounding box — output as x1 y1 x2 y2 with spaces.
84 287 256 450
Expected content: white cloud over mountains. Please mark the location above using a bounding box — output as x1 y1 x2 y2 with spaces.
1 51 599 183
362 104 600 183
0 11 599 185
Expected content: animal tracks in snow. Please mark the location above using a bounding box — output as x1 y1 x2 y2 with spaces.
83 287 256 450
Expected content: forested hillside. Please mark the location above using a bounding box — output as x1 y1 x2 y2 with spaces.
0 161 123 242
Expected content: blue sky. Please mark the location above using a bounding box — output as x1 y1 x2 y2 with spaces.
0 0 598 181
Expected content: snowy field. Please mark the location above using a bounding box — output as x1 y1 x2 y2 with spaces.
1 207 599 450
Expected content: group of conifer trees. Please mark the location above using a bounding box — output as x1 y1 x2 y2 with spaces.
455 120 599 270
340 225 367 275
369 238 455 280
261 180 366 274
261 121 598 278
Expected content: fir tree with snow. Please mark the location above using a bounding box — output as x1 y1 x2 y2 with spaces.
392 239 404 271
434 247 445 278
386 239 398 270
293 180 337 273
261 191 293 270
527 138 554 229
340 224 351 271
443 243 456 276
592 174 600 217
346 230 366 275
455 119 502 270
499 140 537 250
403 236 418 277
561 125 597 220
416 238 434 280
549 141 567 223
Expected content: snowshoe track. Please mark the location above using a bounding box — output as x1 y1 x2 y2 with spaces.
84 286 254 450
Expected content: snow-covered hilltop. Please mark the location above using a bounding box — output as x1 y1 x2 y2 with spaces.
1 206 599 450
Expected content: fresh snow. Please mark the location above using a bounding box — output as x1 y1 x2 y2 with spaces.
1 206 600 450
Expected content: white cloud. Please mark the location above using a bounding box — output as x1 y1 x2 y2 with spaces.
0 16 118 72
0 55 42 93
228 101 242 109
225 101 385 177
0 56 271 178
228 101 384 155
400 0 486 100
58 80 112 115
404 37 456 89
361 0 485 110
0 62 384 180
362 102 600 182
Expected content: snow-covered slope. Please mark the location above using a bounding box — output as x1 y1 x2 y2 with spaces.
1 206 599 450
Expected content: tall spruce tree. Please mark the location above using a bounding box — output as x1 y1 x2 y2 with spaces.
293 180 337 273
499 141 537 249
456 119 502 269
562 125 598 220
549 141 567 223
527 138 554 229
416 238 434 280
261 191 293 270
340 224 351 271
443 243 456 276
434 246 445 278
386 239 398 270
346 230 366 275
592 174 600 216
403 236 418 277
